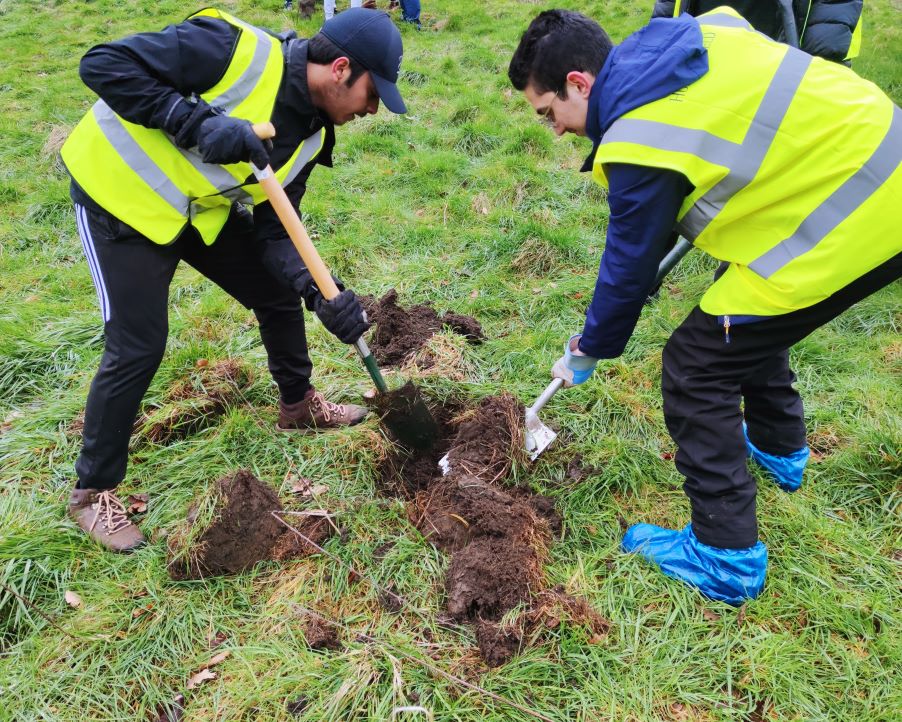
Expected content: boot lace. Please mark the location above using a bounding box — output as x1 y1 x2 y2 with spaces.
309 393 345 423
89 490 133 536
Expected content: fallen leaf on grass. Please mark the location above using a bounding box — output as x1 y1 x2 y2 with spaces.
64 591 82 608
195 358 209 368
187 668 217 690
469 289 479 299
132 602 154 619
703 609 721 622
207 631 228 649
290 480 328 497
736 603 747 625
204 650 230 668
127 493 148 514
153 693 185 722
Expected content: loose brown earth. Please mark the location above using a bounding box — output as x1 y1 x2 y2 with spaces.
167 470 334 580
360 289 484 366
378 393 601 665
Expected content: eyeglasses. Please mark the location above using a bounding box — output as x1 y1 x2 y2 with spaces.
535 91 562 128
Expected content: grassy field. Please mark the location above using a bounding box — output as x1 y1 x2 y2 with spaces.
1 0 900 719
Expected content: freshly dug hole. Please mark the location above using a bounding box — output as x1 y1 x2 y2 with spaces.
167 470 334 580
361 289 484 366
374 392 601 666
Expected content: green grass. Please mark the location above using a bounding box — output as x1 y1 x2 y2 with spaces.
1 0 900 719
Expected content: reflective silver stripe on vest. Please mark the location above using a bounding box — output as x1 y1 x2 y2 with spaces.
93 102 189 215
698 12 752 30
601 119 741 168
174 146 254 204
683 49 812 237
748 104 902 278
280 130 325 187
207 20 275 112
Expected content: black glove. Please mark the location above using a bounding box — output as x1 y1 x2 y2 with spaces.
170 98 220 149
313 290 370 344
301 274 345 311
196 115 270 168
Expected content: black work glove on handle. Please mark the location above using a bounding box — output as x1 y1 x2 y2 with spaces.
196 115 271 168
313 290 371 344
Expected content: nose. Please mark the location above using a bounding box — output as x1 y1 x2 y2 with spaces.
368 99 380 115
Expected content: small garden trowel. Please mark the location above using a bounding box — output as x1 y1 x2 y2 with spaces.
438 378 563 475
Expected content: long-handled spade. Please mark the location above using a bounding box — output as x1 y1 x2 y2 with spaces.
251 123 438 450
438 238 694 472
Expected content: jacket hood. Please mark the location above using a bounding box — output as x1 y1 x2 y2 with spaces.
586 14 709 144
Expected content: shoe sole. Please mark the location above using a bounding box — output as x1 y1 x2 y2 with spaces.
276 417 367 433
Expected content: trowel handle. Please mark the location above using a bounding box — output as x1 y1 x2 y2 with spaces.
527 378 565 418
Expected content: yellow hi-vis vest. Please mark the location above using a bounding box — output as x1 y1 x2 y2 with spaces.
592 6 901 317
61 8 325 246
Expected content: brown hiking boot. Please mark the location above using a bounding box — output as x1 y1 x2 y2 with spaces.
277 388 368 432
68 488 146 552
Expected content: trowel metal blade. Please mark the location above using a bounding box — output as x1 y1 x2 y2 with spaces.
525 413 557 461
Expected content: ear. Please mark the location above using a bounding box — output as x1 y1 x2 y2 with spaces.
565 71 593 99
330 56 351 84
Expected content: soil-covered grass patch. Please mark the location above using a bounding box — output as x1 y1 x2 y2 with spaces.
167 470 334 580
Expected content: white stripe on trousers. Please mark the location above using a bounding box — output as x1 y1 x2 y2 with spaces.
74 203 111 323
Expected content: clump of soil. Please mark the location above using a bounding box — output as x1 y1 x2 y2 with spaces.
377 392 605 665
270 514 336 561
167 470 335 580
139 359 253 444
303 615 341 651
361 289 484 366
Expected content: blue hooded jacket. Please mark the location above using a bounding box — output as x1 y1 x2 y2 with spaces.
577 14 708 359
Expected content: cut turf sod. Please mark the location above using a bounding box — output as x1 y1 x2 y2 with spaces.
166 470 335 580
360 289 484 367
137 359 254 445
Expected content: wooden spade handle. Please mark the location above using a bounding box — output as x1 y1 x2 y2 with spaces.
250 122 340 301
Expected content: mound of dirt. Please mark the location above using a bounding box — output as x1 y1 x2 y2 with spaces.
376 392 602 665
139 359 253 444
167 470 335 580
361 289 484 366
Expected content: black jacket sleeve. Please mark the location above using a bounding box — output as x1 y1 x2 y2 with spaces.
78 16 238 136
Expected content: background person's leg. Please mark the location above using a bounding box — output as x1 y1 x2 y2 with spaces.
73 203 180 491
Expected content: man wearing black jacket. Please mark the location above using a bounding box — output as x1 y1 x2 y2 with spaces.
60 9 407 551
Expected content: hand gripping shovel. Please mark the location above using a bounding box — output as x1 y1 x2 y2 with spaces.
251 123 439 450
438 237 694 473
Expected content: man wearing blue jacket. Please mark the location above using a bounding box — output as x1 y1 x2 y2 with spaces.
508 9 902 604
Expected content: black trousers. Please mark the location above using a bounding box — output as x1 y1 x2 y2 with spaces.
662 251 902 549
73 201 312 490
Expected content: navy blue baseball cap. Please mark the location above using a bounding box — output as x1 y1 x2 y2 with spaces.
320 9 407 114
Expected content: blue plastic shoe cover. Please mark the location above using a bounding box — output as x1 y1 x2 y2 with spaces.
622 523 767 606
743 423 809 492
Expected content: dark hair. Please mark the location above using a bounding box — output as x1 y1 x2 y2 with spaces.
307 33 367 87
508 10 613 97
